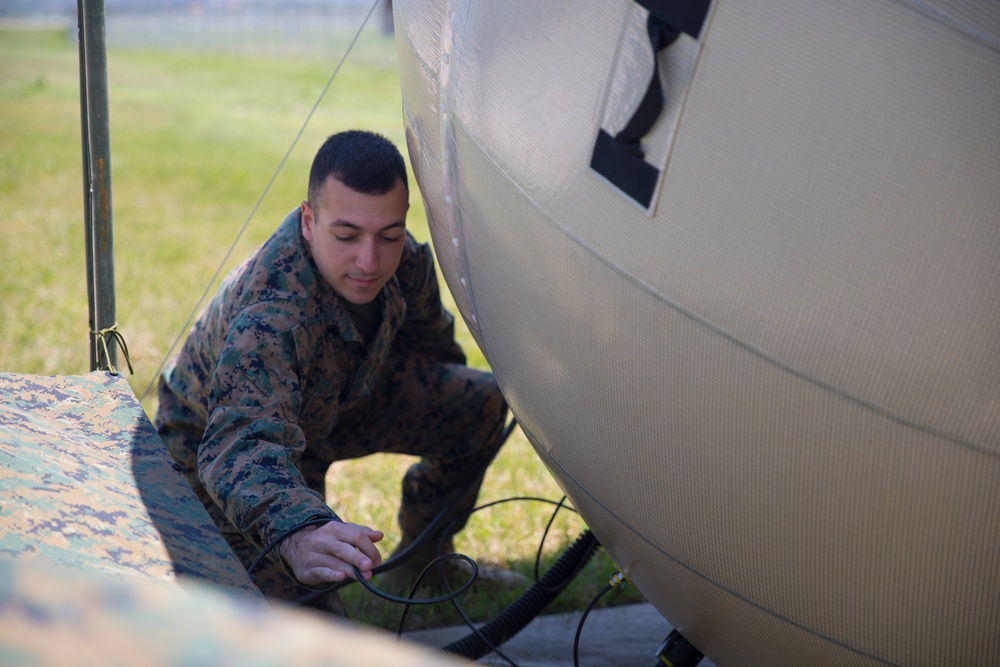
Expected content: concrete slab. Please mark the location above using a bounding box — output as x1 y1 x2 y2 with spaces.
404 603 718 667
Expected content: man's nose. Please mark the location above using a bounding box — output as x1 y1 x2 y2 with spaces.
356 239 378 273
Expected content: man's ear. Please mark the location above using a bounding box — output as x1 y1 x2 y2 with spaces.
300 200 314 242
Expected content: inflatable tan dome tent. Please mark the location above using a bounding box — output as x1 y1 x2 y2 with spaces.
392 1 1000 665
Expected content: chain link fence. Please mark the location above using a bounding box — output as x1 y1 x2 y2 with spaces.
2 0 396 66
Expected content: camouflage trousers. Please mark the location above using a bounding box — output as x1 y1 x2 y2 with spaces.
157 352 508 611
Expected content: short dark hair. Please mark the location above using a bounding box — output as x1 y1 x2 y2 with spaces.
308 130 408 211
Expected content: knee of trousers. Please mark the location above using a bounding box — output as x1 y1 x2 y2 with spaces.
470 371 509 441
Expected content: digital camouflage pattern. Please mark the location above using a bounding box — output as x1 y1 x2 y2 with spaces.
155 208 507 601
0 370 257 594
0 556 475 667
0 374 473 664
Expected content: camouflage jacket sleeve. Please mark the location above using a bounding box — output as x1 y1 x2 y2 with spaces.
198 310 337 560
393 237 466 364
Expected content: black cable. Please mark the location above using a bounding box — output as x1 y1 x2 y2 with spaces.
247 495 605 666
438 495 585 602
533 495 592 595
411 491 583 657
535 495 568 584
442 574 521 667
246 419 602 663
498 416 518 446
390 496 581 665
250 417 521 608
440 496 579 539
395 495 584 667
443 529 601 660
573 582 614 667
391 555 478 638
247 516 478 608
295 418 524 606
432 494 583 638
353 553 478 607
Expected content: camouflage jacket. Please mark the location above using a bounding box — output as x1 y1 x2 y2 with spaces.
159 208 464 552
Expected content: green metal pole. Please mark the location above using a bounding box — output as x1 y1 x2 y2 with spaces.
77 0 117 372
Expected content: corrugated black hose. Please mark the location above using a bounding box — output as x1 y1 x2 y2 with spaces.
442 529 601 659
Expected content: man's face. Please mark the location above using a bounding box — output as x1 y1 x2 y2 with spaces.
301 175 409 305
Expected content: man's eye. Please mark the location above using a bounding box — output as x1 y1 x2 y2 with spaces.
381 235 403 244
334 235 357 242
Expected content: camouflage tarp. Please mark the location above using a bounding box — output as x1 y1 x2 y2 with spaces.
0 556 472 667
0 370 257 593
0 370 473 664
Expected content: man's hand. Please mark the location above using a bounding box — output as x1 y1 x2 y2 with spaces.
279 521 384 586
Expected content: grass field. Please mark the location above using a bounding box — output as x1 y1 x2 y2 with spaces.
0 27 644 630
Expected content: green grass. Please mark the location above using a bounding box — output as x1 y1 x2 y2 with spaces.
0 27 644 631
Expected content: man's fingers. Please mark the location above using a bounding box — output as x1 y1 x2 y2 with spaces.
296 565 345 587
320 522 383 568
331 541 378 574
280 521 385 585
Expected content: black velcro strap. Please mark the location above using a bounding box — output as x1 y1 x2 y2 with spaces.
614 15 680 152
591 0 710 207
590 129 661 208
637 0 711 39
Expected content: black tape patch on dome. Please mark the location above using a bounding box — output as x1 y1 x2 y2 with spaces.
590 0 710 208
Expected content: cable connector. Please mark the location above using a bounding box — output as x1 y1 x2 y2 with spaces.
608 571 630 589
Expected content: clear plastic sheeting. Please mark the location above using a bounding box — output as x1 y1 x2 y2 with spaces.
393 1 1000 666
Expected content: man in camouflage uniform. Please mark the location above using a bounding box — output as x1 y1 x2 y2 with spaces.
154 130 509 610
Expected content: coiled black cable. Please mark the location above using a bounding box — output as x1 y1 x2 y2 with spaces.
419 496 581 666
246 418 607 662
442 528 600 659
247 516 478 608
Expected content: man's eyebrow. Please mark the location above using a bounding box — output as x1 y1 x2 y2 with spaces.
332 220 406 231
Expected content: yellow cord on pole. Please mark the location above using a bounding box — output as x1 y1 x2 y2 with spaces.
93 322 133 376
